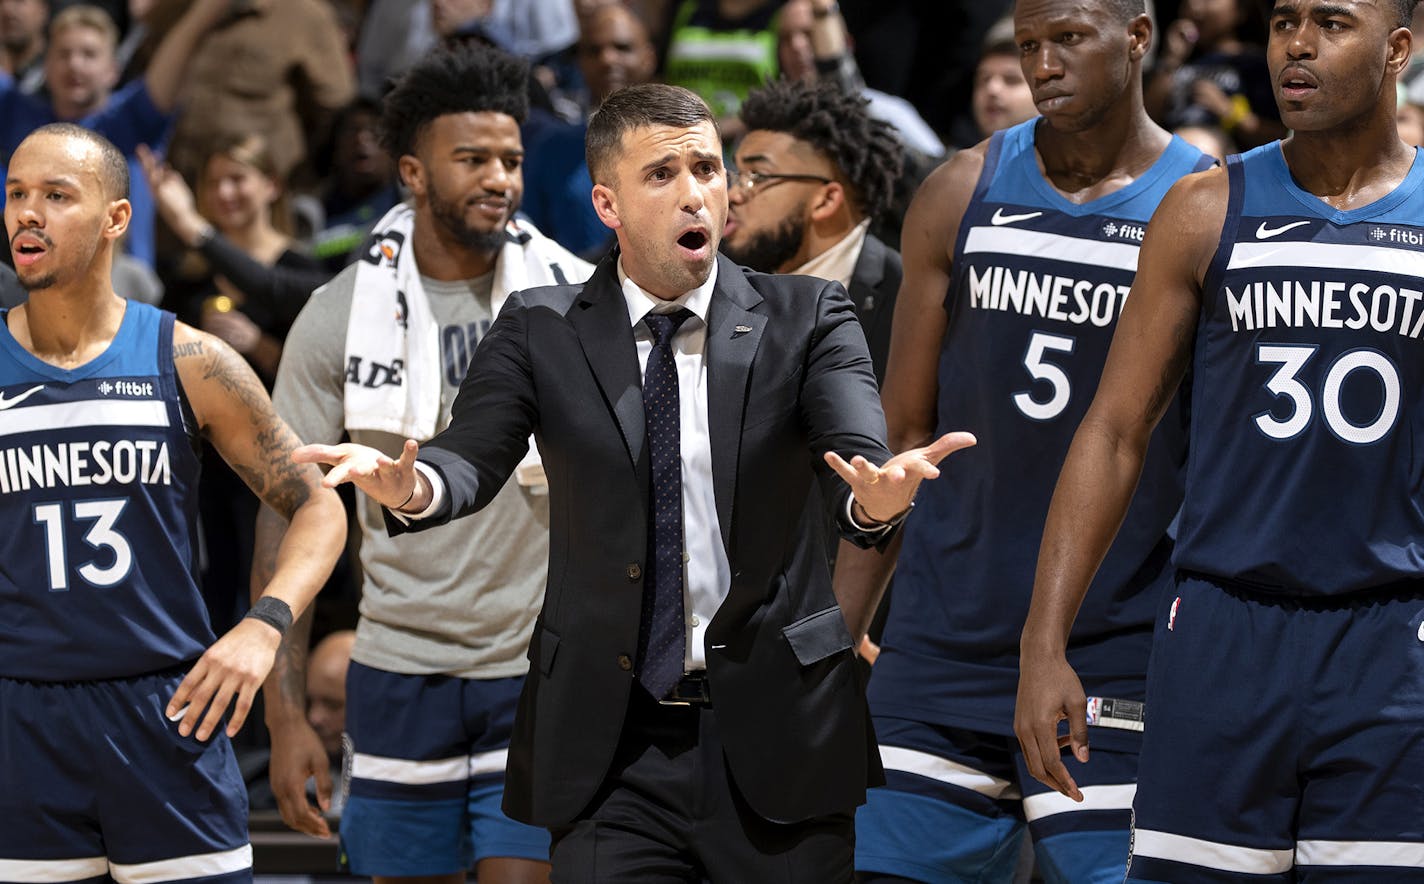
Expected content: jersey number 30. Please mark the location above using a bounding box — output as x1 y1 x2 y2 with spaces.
32 499 132 591
1255 344 1401 444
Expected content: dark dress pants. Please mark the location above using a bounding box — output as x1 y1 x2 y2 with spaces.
549 685 854 883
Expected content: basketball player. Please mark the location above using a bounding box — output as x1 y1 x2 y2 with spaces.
1017 0 1424 880
0 123 344 884
840 0 1213 880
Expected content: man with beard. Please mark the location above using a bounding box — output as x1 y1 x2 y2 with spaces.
257 45 590 884
840 0 1214 881
721 78 904 383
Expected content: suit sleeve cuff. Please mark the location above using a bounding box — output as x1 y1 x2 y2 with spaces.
388 461 446 525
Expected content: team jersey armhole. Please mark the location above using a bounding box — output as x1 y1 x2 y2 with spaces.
1199 155 1246 322
158 312 202 450
944 129 1008 319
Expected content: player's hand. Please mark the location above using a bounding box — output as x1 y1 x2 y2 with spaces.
293 439 423 510
167 617 281 741
824 432 976 524
268 717 334 838
857 635 881 664
1013 651 1089 802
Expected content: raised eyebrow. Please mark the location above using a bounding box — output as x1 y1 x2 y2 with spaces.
639 152 676 175
691 150 722 166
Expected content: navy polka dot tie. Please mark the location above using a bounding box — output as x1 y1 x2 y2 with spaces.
637 308 694 699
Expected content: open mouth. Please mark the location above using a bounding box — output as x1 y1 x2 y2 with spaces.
678 229 708 251
11 235 48 266
1281 68 1318 99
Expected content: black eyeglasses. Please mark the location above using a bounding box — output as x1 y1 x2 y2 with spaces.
726 168 832 196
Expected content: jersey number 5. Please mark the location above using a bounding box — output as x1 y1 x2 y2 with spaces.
32 499 133 591
1014 331 1076 421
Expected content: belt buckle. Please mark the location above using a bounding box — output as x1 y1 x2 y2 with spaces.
658 672 709 706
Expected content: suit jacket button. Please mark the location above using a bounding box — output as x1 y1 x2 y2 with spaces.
617 654 632 671
626 563 641 580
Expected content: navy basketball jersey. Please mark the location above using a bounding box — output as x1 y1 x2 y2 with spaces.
870 120 1212 739
0 302 210 681
1174 144 1424 595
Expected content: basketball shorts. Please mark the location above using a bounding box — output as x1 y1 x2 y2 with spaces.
856 716 1137 883
0 669 251 884
339 663 550 875
1128 573 1424 882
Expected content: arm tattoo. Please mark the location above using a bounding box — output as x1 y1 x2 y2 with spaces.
173 341 205 360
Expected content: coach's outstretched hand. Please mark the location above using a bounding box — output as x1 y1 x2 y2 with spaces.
167 618 281 741
825 432 977 524
1014 652 1089 802
294 439 428 512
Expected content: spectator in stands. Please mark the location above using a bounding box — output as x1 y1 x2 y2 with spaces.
140 0 355 190
305 629 356 814
1146 0 1285 149
356 0 437 99
522 2 657 257
141 135 326 384
0 0 230 267
0 0 47 93
722 77 903 382
662 0 783 130
972 16 1037 138
776 0 945 160
1174 123 1235 162
310 97 403 272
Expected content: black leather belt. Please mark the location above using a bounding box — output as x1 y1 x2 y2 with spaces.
658 670 711 707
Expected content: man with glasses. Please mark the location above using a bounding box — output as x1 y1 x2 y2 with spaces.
720 78 903 382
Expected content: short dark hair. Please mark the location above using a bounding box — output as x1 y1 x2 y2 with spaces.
1101 0 1146 22
738 79 904 223
379 44 529 159
981 15 1018 58
585 84 717 185
24 122 128 199
1395 0 1420 27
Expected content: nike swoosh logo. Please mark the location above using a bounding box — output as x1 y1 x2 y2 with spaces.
0 384 44 410
1256 220 1311 239
991 208 1044 226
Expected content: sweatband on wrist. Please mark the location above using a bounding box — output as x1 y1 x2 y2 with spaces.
244 596 293 636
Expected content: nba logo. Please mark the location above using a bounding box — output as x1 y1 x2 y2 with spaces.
1168 596 1181 631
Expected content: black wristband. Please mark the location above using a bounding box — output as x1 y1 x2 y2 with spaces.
244 596 293 636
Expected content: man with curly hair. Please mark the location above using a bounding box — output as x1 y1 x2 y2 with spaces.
721 78 904 383
256 44 590 884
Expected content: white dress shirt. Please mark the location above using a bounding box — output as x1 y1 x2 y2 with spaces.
618 260 729 672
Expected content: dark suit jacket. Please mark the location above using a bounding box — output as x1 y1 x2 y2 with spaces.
392 252 894 827
847 232 903 385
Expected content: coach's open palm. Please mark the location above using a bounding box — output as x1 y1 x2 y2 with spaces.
294 439 423 510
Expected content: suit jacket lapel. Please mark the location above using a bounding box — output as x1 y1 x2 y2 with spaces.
571 256 646 468
847 233 885 314
705 256 765 554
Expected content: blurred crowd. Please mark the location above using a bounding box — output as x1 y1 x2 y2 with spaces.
6 0 1424 829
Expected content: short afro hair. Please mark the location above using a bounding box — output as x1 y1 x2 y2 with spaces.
738 79 903 223
1396 0 1420 26
379 44 529 159
23 122 129 200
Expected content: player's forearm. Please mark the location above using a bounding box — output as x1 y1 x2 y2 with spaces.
252 503 315 724
1022 415 1147 656
833 532 903 641
259 487 345 620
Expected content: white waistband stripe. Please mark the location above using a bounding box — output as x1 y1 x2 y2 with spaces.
1296 840 1424 867
350 752 467 784
1023 783 1136 822
879 745 1020 800
0 856 108 882
108 845 251 884
1132 829 1293 875
469 747 509 778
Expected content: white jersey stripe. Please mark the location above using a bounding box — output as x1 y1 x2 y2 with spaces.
0 400 169 439
1296 839 1424 867
963 227 1140 272
878 745 1020 800
350 752 467 784
1132 829 1294 875
1228 240 1424 277
108 846 251 884
0 856 108 882
469 747 509 778
1023 783 1136 822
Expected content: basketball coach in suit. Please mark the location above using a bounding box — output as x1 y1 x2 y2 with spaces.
297 83 974 881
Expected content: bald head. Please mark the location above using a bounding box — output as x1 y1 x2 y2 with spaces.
306 630 355 757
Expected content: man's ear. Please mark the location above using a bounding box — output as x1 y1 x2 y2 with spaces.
1128 12 1153 63
809 180 847 223
591 182 621 230
104 197 132 241
398 154 425 198
1388 26 1413 76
